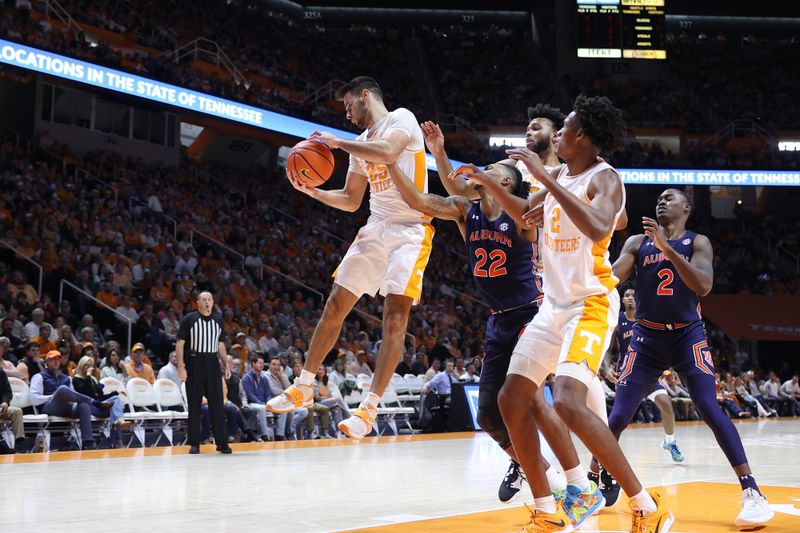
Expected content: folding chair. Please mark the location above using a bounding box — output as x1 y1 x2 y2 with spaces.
153 379 188 445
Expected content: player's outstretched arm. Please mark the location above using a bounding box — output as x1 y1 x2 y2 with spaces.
643 219 714 296
420 121 478 200
612 234 645 283
387 164 469 237
288 169 368 212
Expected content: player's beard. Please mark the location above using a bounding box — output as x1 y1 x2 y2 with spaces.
526 137 550 155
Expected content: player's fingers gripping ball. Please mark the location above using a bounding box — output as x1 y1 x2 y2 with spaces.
287 140 335 187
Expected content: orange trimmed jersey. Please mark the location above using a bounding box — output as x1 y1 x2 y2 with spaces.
541 161 625 303
347 107 429 223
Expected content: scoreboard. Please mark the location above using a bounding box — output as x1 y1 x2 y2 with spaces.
576 0 666 60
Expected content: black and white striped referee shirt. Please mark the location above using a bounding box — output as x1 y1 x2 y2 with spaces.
177 311 226 355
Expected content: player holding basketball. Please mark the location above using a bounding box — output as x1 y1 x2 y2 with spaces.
590 285 684 507
599 189 773 527
272 76 433 439
459 95 673 532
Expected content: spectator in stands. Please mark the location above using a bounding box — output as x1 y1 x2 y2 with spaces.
29 350 111 450
662 371 696 421
763 372 793 415
24 308 55 342
257 326 279 353
161 307 180 343
348 349 372 377
734 375 773 418
395 352 414 376
56 325 81 360
157 351 180 386
125 342 155 384
266 355 306 440
314 366 350 436
72 355 129 447
1 318 22 351
7 271 38 306
0 338 19 376
411 353 428 376
15 341 42 383
422 359 458 395
715 372 750 418
2 308 25 344
79 314 105 348
0 369 25 453
424 358 441 382
33 324 57 355
115 295 139 325
460 361 480 383
100 348 127 382
241 354 273 441
226 356 258 442
780 374 800 416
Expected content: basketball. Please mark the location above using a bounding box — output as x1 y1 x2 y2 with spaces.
287 140 335 187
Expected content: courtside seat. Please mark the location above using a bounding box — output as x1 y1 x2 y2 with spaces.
153 379 188 446
9 377 80 451
125 378 172 447
7 377 48 449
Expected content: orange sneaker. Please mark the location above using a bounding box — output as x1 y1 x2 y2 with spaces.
338 403 377 439
520 504 574 532
266 380 313 413
630 491 674 533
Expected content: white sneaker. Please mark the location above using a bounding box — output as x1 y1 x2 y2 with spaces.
338 402 377 440
266 380 313 413
734 488 774 527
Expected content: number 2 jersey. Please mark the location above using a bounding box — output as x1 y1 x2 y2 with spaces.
634 231 703 325
466 201 543 311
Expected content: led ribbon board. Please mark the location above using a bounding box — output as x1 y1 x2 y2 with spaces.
2 39 798 186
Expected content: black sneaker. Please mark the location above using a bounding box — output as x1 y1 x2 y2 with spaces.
588 469 600 487
216 445 233 454
600 467 620 507
498 461 527 504
188 445 200 454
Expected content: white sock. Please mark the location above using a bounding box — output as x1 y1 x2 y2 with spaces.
534 495 557 514
664 433 675 444
546 465 568 492
365 392 381 408
629 490 657 513
564 465 591 492
298 369 315 386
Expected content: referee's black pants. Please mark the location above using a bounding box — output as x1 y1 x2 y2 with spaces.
186 353 226 447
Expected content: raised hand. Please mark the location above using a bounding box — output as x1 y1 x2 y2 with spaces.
506 147 550 183
643 217 669 252
420 121 445 155
309 131 342 149
522 202 545 228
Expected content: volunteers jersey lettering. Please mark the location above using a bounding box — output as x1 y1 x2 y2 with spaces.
516 160 559 273
540 161 625 302
466 202 542 311
635 231 703 324
347 108 429 223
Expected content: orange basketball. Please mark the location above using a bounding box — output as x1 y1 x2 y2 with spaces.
287 139 335 187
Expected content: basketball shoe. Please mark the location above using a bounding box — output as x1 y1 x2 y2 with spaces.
520 504 574 532
630 491 674 532
660 439 684 462
563 481 604 528
734 488 773 527
499 461 527 504
600 467 621 507
338 400 377 439
266 380 313 413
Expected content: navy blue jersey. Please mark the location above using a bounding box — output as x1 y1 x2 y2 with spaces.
634 231 703 324
617 312 636 356
466 202 542 311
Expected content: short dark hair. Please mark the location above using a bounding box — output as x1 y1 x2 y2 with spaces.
618 281 635 295
495 163 530 199
268 355 281 364
527 103 566 130
668 188 693 212
336 76 383 101
573 95 626 153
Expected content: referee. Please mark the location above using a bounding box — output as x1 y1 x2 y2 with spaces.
177 291 232 454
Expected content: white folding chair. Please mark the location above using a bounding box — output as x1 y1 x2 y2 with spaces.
7 377 48 450
377 386 416 435
153 379 188 446
125 378 169 447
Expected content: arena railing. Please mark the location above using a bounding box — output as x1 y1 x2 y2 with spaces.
0 239 43 298
59 279 132 356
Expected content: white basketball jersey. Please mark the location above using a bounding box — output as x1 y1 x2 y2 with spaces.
541 161 625 303
347 108 429 223
517 160 560 274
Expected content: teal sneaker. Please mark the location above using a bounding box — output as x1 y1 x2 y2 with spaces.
562 481 605 528
553 487 567 506
661 439 685 462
